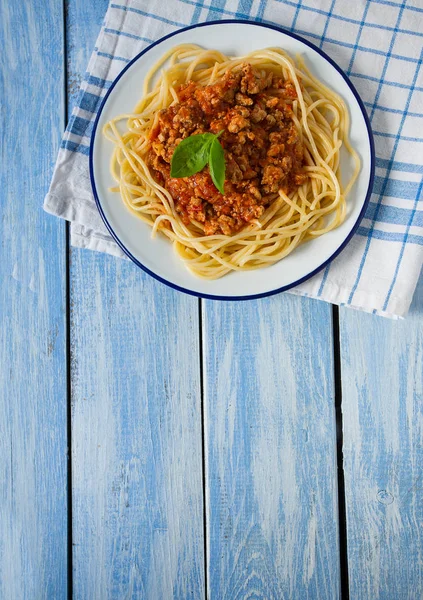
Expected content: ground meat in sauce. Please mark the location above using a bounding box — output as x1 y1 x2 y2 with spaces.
148 63 308 236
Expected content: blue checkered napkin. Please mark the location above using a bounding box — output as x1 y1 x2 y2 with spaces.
44 0 423 318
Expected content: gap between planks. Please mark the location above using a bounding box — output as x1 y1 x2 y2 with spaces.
198 299 209 600
63 0 73 596
332 305 349 600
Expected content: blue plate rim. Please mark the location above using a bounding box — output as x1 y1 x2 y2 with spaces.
89 19 375 302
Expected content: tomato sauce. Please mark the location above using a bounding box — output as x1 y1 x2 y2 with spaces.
148 63 307 235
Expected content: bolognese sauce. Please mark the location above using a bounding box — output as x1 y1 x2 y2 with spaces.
148 63 307 236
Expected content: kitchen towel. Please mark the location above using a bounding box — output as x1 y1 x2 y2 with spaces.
44 0 423 318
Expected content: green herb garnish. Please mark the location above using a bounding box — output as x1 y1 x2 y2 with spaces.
170 131 226 194
208 136 225 195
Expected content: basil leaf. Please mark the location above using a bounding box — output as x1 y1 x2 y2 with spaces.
208 137 225 195
170 133 215 178
169 130 226 194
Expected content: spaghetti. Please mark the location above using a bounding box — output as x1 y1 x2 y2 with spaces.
104 44 360 279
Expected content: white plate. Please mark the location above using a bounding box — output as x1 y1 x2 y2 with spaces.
90 20 374 300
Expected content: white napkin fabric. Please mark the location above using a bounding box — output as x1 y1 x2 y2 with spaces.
44 0 423 318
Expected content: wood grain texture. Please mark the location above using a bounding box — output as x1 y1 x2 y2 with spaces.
70 252 205 599
203 295 341 599
67 2 205 597
0 0 68 598
65 0 106 108
340 276 423 600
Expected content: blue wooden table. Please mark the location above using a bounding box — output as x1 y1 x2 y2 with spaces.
1 1 423 598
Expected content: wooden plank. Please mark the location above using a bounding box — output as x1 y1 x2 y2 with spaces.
0 0 68 598
340 277 423 599
70 253 205 599
203 296 341 598
65 0 106 109
67 2 205 597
